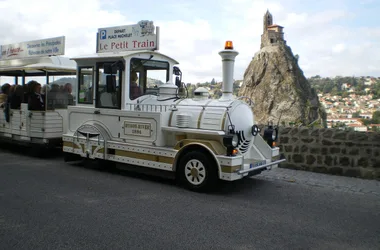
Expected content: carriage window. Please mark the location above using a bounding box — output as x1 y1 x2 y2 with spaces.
95 62 122 109
129 58 169 98
78 67 93 104
46 75 77 110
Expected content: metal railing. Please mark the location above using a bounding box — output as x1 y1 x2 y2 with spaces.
126 103 172 112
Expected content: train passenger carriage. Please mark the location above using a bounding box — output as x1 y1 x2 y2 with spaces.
62 21 286 192
0 36 77 148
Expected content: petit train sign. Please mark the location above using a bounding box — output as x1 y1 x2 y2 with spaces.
97 20 159 53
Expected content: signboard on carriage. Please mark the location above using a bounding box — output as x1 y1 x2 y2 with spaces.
96 20 159 53
0 36 65 60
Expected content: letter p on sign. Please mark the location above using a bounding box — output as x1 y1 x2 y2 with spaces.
100 30 107 40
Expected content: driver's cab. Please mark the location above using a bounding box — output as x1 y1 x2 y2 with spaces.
73 51 181 111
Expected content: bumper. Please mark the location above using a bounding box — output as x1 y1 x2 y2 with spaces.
217 155 286 181
237 158 286 175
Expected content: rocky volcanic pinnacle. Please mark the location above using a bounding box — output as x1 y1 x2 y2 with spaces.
239 44 327 127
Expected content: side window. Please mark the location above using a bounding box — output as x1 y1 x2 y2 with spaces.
95 62 122 109
78 67 93 104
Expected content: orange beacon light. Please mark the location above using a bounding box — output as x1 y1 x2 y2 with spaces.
225 40 233 49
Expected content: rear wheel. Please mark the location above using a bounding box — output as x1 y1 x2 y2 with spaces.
177 151 218 192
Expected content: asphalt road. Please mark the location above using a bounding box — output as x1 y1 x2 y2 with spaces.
0 146 379 250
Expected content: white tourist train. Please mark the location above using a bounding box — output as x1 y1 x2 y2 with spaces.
62 21 285 192
0 36 77 149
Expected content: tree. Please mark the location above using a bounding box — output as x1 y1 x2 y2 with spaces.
331 86 339 95
373 111 380 124
352 112 360 118
361 119 372 126
372 126 380 132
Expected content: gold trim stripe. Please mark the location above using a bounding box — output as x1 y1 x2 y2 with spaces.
63 145 173 164
197 100 213 129
114 150 174 164
92 146 104 154
168 110 175 126
197 109 204 129
221 111 227 131
63 141 82 151
221 165 241 173
174 139 226 155
64 142 105 154
272 155 281 161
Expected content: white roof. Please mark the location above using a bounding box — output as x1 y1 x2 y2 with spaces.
0 56 76 73
71 50 180 65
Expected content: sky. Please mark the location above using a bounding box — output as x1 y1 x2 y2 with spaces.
0 0 379 84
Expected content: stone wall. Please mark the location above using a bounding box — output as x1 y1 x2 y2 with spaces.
277 127 380 180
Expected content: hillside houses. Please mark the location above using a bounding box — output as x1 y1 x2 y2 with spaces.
319 92 380 131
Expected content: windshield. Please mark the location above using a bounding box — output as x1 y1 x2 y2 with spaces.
129 58 169 100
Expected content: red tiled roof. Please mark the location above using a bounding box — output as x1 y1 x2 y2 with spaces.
347 124 366 127
268 24 284 28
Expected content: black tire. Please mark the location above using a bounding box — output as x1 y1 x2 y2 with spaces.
177 150 219 192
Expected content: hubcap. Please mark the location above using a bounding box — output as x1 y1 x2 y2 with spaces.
184 159 206 185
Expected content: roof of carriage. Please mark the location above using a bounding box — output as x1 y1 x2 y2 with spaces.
0 56 76 75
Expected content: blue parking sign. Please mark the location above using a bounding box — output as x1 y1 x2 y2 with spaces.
100 30 107 40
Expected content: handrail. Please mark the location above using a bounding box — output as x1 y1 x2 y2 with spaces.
237 96 254 107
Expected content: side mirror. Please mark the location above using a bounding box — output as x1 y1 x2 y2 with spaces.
106 75 116 93
173 66 182 88
175 76 181 88
173 66 181 76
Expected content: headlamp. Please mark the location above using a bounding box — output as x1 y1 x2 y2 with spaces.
223 133 239 156
232 133 239 147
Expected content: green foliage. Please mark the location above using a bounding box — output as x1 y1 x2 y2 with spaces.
360 111 380 128
373 111 380 123
371 126 380 132
308 76 368 95
372 82 380 99
361 119 372 126
331 122 346 128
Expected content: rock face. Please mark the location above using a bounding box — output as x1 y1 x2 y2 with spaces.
239 10 327 127
239 42 327 127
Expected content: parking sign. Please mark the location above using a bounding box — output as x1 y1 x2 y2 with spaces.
100 30 107 40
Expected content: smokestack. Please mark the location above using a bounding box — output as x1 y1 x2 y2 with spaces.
218 41 239 101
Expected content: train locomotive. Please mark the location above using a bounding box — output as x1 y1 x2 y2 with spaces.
62 21 286 192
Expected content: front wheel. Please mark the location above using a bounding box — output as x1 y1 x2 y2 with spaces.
177 151 219 192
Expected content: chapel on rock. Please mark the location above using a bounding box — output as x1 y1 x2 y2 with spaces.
260 10 287 49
